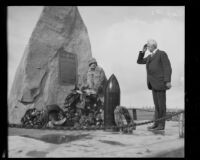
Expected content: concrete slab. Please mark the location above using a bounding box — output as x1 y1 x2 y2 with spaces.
8 120 184 157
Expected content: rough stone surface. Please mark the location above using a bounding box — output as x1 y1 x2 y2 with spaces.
9 6 92 124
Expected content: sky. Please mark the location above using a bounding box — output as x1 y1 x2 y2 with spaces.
8 6 184 109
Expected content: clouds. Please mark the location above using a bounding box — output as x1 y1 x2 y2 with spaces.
151 7 184 18
85 13 184 108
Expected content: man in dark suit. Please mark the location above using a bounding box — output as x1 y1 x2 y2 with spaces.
137 39 172 130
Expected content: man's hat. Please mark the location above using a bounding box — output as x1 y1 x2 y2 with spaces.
88 58 97 66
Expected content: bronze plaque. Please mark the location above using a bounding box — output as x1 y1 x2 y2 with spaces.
58 48 77 85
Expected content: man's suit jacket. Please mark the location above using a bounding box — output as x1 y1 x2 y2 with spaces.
137 49 172 90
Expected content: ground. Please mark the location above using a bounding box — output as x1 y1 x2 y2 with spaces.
8 120 184 158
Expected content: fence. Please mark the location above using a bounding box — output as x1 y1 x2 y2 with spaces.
127 107 184 138
127 106 184 121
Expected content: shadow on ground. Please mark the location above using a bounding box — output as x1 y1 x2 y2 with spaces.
153 147 184 157
20 133 93 144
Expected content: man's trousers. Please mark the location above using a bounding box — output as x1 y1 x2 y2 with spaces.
152 90 166 128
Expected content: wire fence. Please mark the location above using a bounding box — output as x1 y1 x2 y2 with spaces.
8 110 184 131
127 106 184 121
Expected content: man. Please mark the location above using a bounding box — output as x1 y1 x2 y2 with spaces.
137 39 172 130
85 57 107 99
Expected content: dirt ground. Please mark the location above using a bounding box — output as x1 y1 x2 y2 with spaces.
8 120 184 158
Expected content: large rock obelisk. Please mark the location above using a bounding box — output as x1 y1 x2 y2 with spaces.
8 6 92 124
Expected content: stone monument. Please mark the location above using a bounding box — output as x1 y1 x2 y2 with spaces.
8 6 92 124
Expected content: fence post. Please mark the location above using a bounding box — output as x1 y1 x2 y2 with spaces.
179 112 184 138
132 109 137 120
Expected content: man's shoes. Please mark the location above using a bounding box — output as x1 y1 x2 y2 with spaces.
147 124 158 130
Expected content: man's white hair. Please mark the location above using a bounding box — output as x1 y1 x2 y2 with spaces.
147 39 157 49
